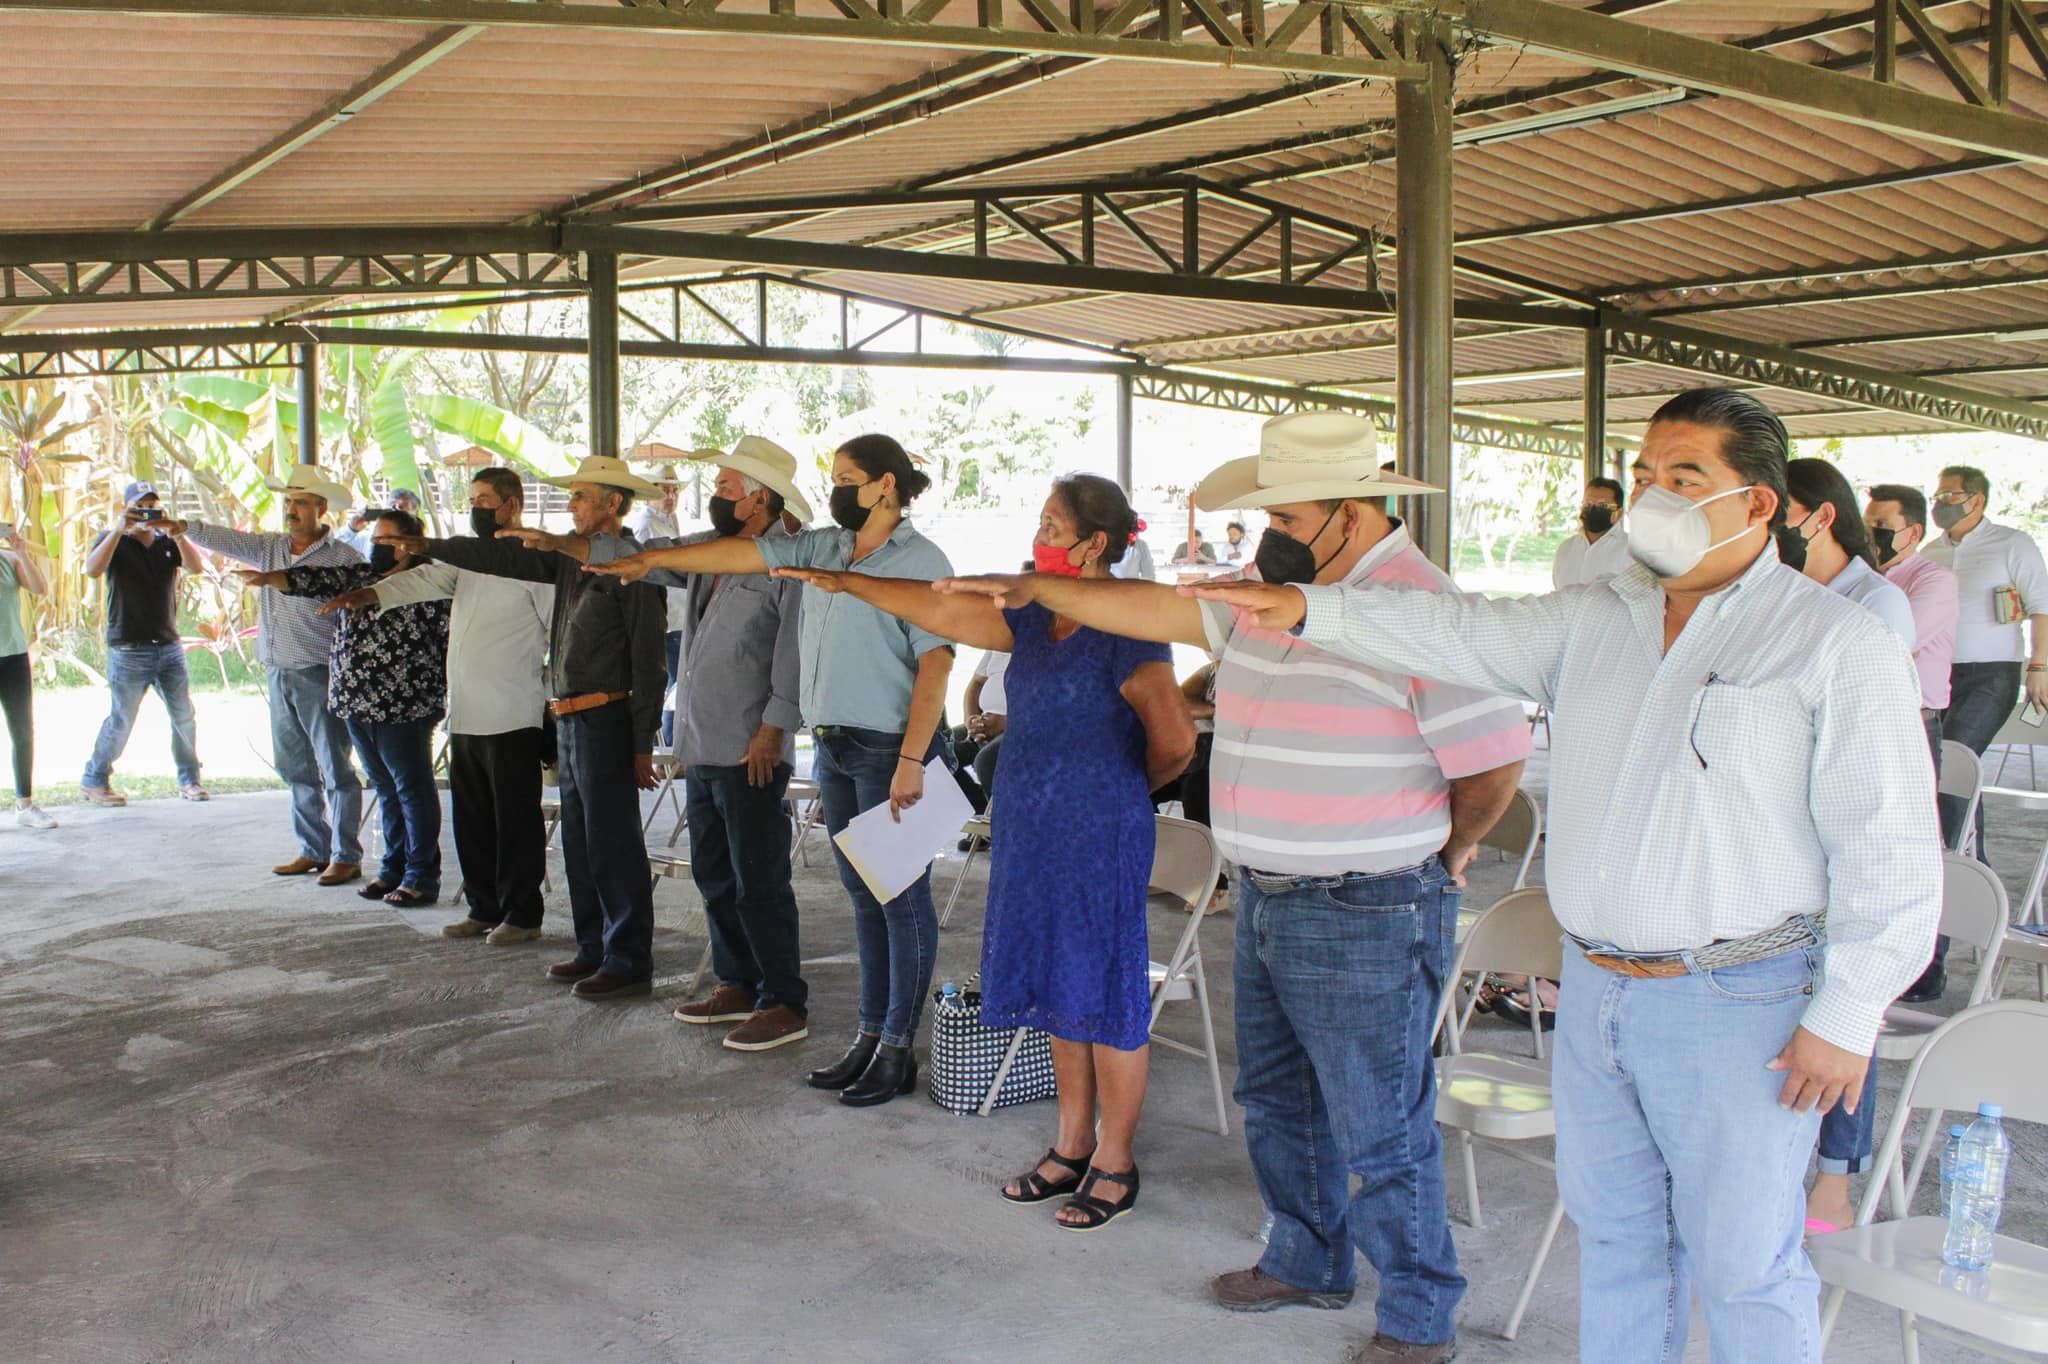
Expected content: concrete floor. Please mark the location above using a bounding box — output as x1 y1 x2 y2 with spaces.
2 776 2038 1364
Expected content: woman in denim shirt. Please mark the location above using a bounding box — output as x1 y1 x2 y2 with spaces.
591 434 954 1107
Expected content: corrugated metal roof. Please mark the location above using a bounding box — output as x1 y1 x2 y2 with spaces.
3 0 2047 442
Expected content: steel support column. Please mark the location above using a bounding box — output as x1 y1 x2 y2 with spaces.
1395 17 1454 566
1583 324 1608 484
296 342 319 466
1115 373 1135 492
586 250 620 459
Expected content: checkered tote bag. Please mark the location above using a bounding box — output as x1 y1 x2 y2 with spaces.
926 976 1057 1114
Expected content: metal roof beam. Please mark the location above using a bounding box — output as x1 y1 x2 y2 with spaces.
1605 314 2048 438
1640 267 2048 318
0 0 1422 81
1430 0 2048 165
1613 236 2048 302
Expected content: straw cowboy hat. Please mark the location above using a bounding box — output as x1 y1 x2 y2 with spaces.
690 435 814 523
1192 411 1441 511
264 464 353 510
545 453 661 499
652 463 682 487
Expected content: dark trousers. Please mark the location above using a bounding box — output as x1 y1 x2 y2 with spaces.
345 717 442 894
1941 661 2021 857
450 727 546 928
660 630 681 747
0 651 30 799
1180 731 1214 826
558 701 655 980
685 761 806 1014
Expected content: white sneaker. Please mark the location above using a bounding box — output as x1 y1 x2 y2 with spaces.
15 803 56 830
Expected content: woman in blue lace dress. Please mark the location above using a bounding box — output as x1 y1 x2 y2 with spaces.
774 474 1194 1231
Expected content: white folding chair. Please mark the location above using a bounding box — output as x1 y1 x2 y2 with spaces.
1813 1001 2048 1362
647 850 713 998
1480 787 1542 892
1526 703 1551 750
1430 887 1567 1341
1878 854 2009 1065
1986 699 2042 790
539 794 561 894
784 777 823 868
1147 815 1229 1136
1985 792 2048 996
940 811 992 928
1942 740 1986 860
641 747 686 845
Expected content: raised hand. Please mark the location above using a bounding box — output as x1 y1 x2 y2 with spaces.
317 587 381 617
770 567 850 594
1181 580 1307 632
934 572 1041 610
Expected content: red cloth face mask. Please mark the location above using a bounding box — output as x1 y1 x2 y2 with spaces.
1032 541 1085 578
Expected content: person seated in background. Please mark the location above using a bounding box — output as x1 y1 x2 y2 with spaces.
1111 518 1156 582
0 519 53 829
382 455 667 1001
1551 477 1630 588
952 640 1010 820
1170 528 1216 565
773 471 1195 1231
162 466 365 885
1222 521 1248 563
80 481 208 807
317 467 555 943
237 509 452 906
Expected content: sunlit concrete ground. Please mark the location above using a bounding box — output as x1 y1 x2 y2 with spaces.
3 746 2042 1363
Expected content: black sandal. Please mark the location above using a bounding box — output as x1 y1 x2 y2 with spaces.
383 886 431 907
1001 1148 1093 1205
1493 982 1559 1032
355 880 394 901
1057 1165 1140 1232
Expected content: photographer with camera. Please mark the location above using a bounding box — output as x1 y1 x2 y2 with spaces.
0 516 53 829
80 481 208 807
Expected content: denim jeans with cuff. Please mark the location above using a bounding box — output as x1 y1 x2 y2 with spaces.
84 642 201 790
269 664 363 865
686 760 806 1015
345 716 441 894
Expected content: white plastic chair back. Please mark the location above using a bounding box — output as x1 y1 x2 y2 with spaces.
1940 852 2010 996
1150 814 1223 910
1477 788 1542 891
1146 815 1229 1136
1432 888 1565 1053
1941 740 1987 855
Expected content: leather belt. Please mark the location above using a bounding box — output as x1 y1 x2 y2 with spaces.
1576 911 1826 979
549 690 629 717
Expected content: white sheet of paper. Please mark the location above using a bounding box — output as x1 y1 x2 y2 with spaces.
831 757 973 904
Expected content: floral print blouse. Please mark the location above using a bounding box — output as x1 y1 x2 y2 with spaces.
282 563 451 725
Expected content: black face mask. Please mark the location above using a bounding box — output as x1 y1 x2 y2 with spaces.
1773 522 1809 573
470 506 499 540
370 543 399 574
1871 526 1898 564
707 495 746 538
830 483 873 533
1581 504 1616 534
1253 506 1344 587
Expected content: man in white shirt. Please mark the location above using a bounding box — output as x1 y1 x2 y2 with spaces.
324 467 555 944
1922 463 2048 864
1189 388 1939 1364
1551 477 1631 588
629 464 688 744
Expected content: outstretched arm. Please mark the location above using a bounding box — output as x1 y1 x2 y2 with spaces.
936 573 1207 648
583 536 769 584
772 569 1014 653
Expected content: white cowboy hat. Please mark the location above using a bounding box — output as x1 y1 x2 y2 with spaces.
544 453 661 499
652 464 681 486
691 435 814 523
264 464 353 510
1192 411 1441 511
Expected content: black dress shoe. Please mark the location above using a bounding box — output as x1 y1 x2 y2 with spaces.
571 972 652 1000
807 1033 880 1091
839 1043 917 1107
1899 963 1947 1004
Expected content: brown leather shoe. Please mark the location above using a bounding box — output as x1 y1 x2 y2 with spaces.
442 918 492 939
485 923 541 946
273 856 327 877
546 959 599 983
673 984 757 1025
79 785 127 808
1350 1335 1458 1364
316 862 362 887
723 1005 809 1052
571 972 652 1001
1209 1266 1354 1313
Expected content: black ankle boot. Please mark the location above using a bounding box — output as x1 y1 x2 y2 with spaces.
839 1042 917 1108
807 1033 879 1091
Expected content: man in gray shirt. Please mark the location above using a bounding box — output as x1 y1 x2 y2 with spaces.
164 465 365 885
524 437 811 1052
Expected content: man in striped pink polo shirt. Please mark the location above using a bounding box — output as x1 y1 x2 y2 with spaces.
940 412 1528 1364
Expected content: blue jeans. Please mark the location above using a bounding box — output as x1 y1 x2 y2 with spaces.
557 701 654 980
268 665 363 865
1234 857 1465 1346
1556 945 1825 1364
345 717 441 894
686 761 805 1014
814 725 943 1049
83 642 200 788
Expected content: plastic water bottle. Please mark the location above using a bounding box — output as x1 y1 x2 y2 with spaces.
937 981 962 1016
1942 1103 2011 1271
1939 1123 1969 1216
